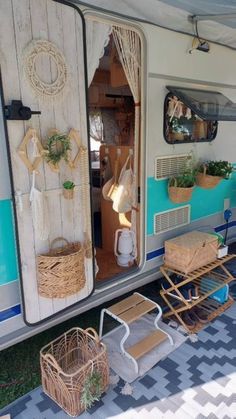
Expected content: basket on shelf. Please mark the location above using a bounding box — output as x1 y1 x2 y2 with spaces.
196 166 222 189
164 231 218 274
40 327 109 417
37 237 86 298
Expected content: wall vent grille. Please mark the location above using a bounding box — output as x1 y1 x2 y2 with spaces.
155 154 190 180
154 206 190 235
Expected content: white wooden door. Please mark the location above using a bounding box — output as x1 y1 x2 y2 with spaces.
0 0 94 324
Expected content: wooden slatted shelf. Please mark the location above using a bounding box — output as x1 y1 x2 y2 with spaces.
126 330 168 360
160 254 235 333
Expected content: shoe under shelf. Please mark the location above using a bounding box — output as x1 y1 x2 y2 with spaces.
161 271 234 316
166 296 234 334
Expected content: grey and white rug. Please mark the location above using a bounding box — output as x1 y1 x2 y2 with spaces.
1 303 235 419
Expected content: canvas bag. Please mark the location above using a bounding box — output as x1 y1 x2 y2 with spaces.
112 155 133 213
102 155 120 201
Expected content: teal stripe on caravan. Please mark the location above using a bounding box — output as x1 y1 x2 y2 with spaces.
147 173 236 235
0 199 18 285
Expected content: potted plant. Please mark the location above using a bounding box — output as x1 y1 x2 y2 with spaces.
196 160 233 189
63 180 75 199
168 166 196 203
46 133 71 170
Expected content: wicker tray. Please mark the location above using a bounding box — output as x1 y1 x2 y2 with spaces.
40 327 109 417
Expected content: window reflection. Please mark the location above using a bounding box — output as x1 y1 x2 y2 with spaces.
164 94 218 143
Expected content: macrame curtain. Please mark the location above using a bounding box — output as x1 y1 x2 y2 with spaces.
89 111 104 142
86 19 112 86
112 26 141 254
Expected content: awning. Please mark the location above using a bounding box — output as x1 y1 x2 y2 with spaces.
166 86 236 121
71 0 236 50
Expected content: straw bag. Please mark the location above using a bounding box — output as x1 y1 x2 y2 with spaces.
112 155 133 213
37 237 85 298
40 327 109 417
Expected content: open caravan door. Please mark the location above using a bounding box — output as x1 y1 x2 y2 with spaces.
0 0 94 325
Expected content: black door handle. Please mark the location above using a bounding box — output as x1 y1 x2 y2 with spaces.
4 100 41 120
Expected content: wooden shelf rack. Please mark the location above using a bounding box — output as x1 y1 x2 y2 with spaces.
99 292 173 373
160 254 235 333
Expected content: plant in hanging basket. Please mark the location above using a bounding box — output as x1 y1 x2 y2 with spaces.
46 133 71 168
196 160 233 189
168 166 196 203
63 180 75 199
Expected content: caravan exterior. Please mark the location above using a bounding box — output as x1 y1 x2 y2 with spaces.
0 0 236 350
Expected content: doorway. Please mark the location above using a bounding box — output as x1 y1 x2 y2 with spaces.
88 25 142 282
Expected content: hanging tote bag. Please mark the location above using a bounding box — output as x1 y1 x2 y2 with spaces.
102 155 120 201
112 154 133 213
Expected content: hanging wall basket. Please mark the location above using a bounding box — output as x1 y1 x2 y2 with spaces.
37 237 86 298
168 183 194 204
23 40 68 99
196 166 222 189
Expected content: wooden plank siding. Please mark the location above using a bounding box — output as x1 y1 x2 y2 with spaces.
0 0 93 324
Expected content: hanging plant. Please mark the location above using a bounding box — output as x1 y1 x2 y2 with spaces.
63 180 75 199
81 370 103 410
196 160 233 189
46 133 71 166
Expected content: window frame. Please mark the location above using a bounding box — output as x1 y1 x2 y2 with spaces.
163 92 218 145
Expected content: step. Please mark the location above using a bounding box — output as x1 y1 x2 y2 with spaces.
126 330 168 360
108 293 144 316
118 300 156 324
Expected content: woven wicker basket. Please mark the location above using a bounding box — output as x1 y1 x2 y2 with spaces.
37 237 86 298
40 327 109 417
196 172 222 189
196 166 222 189
164 231 218 274
168 184 194 203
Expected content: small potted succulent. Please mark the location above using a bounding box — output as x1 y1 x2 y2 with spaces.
63 180 75 199
168 166 196 203
196 160 233 189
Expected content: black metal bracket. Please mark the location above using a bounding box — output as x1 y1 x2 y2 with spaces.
4 100 41 120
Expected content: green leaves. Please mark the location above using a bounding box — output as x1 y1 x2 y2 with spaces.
63 181 75 190
81 370 103 410
199 160 233 179
46 133 71 165
169 166 197 188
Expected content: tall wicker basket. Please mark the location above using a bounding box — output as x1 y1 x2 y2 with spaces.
37 237 86 298
40 327 109 417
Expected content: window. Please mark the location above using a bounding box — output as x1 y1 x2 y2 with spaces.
164 93 218 144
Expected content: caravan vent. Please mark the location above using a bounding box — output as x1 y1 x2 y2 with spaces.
155 154 190 180
154 206 190 235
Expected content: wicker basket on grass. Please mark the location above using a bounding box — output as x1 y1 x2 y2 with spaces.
37 237 86 298
40 327 109 417
196 166 222 189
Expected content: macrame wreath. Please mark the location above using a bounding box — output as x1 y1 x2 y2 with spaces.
23 40 68 99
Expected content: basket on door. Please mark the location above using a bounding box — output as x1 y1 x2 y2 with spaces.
37 237 86 298
40 327 109 417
